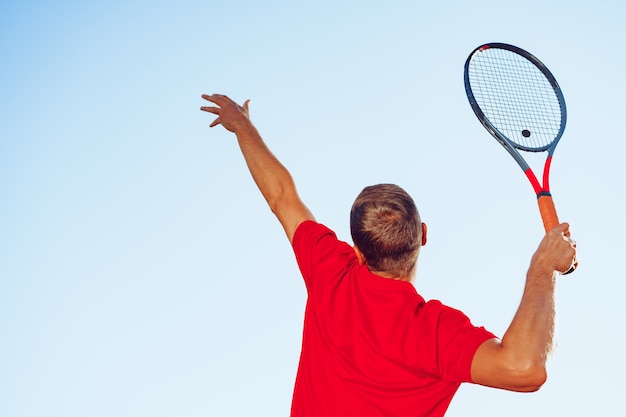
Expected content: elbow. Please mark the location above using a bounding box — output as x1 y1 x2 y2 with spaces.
267 197 280 216
267 192 288 217
266 183 299 217
473 339 549 392
525 367 548 392
265 185 286 215
264 179 294 215
509 363 548 392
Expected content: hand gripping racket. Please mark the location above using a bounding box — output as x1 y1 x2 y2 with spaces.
464 43 575 272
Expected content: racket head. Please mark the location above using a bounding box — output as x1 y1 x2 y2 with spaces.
464 43 567 154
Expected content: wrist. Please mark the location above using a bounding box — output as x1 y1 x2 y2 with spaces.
527 258 558 283
233 119 257 135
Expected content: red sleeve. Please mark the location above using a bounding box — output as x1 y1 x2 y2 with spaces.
292 220 356 292
429 302 497 383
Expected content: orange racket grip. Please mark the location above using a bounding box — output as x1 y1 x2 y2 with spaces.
537 194 576 274
537 194 560 233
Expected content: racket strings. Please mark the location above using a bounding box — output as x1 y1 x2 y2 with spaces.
468 48 564 151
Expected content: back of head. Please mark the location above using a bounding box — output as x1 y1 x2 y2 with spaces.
350 184 423 279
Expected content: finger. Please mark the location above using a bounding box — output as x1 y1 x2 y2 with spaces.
200 106 219 114
201 94 226 104
562 256 578 275
550 222 570 235
209 117 221 128
201 94 215 103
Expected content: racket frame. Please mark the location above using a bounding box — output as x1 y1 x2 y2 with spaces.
463 42 568 232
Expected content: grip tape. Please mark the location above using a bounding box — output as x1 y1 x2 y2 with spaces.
537 194 559 232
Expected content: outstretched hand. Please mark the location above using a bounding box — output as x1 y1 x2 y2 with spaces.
200 94 252 133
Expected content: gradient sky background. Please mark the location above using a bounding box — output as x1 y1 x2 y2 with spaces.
1 1 625 416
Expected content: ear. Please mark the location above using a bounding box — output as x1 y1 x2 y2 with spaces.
353 245 367 266
421 222 428 247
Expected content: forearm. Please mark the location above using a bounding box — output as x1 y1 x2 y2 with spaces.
471 223 575 391
234 122 296 213
500 262 557 374
471 263 557 391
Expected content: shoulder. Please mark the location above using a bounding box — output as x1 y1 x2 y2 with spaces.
292 220 346 254
418 299 496 382
422 300 483 330
423 300 467 319
292 220 356 285
293 220 332 239
421 300 495 348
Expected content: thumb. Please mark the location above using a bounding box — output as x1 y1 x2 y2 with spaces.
549 222 570 236
243 99 251 112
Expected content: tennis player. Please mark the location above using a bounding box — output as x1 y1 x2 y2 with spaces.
200 94 577 417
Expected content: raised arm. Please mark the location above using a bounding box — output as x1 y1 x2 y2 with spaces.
201 94 314 243
470 222 577 392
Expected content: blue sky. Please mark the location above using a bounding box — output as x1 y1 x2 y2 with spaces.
1 1 625 416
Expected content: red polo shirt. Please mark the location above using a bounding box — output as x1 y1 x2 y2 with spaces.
291 221 495 417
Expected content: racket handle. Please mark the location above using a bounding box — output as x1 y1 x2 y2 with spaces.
537 194 560 232
537 194 576 275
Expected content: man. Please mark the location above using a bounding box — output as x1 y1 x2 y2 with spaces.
200 94 577 417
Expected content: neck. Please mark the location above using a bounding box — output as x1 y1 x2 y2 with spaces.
370 268 415 283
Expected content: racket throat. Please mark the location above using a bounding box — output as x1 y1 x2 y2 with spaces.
542 155 554 192
524 168 545 195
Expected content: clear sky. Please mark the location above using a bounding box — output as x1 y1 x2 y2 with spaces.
1 1 624 416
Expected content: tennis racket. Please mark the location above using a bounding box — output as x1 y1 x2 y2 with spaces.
464 42 575 272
